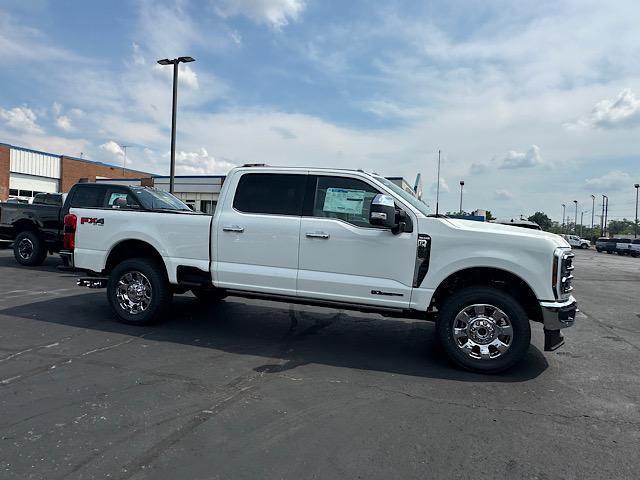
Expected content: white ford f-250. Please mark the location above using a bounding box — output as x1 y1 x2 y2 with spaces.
68 166 577 373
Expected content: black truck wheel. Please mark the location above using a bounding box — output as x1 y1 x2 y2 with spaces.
436 287 531 373
13 231 47 266
107 258 172 325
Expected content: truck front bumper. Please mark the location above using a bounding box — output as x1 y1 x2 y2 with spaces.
539 296 577 351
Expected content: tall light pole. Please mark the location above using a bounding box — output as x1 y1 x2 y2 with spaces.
573 200 578 234
459 180 465 215
635 183 639 238
435 150 441 216
590 194 595 234
602 195 608 236
580 211 588 237
561 203 566 232
157 56 195 194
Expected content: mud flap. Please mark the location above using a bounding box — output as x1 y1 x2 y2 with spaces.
544 329 565 351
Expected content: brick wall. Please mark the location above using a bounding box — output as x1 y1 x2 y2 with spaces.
0 145 9 201
60 156 150 192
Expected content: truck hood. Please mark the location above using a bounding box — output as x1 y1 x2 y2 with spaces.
422 217 570 249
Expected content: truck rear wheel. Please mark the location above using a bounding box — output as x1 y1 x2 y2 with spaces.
436 287 531 373
13 231 47 266
107 258 172 325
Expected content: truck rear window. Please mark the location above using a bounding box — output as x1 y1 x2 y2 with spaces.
233 173 305 216
69 187 106 208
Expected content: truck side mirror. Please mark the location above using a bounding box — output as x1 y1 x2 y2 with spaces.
369 194 399 230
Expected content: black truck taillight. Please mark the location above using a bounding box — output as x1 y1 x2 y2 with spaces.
63 213 77 250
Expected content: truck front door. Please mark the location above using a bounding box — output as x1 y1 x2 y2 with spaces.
297 174 416 309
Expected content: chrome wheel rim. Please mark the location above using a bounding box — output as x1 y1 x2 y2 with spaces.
116 271 152 315
452 304 513 360
18 238 34 260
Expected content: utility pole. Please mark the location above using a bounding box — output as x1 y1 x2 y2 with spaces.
120 145 130 175
573 200 578 234
561 203 566 232
435 150 441 216
459 180 465 215
580 211 585 237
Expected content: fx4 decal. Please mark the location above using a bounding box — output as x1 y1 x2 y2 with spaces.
80 217 105 226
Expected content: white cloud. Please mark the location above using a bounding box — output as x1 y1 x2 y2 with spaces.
430 177 449 194
0 106 42 133
52 101 62 116
570 89 640 130
55 115 74 132
214 0 305 29
499 145 543 169
584 170 634 191
152 63 199 90
494 189 514 200
132 42 145 65
164 147 236 175
99 140 124 157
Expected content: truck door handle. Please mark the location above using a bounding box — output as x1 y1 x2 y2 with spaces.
223 225 244 233
306 232 330 239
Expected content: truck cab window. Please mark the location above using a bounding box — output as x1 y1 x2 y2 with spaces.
233 173 306 216
311 176 380 228
106 189 140 209
69 186 106 208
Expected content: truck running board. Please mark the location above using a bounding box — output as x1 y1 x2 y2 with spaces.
77 277 108 289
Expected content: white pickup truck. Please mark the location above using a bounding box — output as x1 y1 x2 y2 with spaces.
68 166 577 373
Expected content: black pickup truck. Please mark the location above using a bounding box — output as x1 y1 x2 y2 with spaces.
0 183 192 266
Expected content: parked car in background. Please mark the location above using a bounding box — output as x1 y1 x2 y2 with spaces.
596 237 617 253
629 239 640 257
615 238 632 255
31 192 64 206
0 183 192 266
562 234 591 249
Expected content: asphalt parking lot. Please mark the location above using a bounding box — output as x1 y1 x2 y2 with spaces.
0 248 639 480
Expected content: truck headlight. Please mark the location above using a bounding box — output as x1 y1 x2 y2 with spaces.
553 248 574 299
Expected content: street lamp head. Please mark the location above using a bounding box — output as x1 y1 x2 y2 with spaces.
573 200 577 204
635 183 639 188
460 180 465 186
157 58 173 65
178 56 195 63
591 194 595 199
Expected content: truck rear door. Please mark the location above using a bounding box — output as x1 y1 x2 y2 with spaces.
214 171 306 296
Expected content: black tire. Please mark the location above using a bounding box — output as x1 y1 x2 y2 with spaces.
581 243 588 249
436 286 531 374
107 258 172 325
13 231 47 266
191 286 227 303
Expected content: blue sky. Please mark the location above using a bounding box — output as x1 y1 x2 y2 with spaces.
1 0 639 222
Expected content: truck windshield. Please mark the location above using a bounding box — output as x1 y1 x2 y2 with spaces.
131 188 192 212
372 175 430 217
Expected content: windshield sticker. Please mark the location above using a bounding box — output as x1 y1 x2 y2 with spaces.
323 188 366 214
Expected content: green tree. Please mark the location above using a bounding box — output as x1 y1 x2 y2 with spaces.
485 210 495 221
528 211 552 231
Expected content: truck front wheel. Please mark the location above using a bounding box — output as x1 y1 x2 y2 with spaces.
107 258 172 325
436 287 531 373
13 231 47 266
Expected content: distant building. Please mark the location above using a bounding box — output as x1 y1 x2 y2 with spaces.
0 143 151 202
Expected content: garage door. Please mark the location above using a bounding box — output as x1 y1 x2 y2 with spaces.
9 172 59 197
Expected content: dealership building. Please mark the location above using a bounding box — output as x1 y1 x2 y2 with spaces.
0 143 150 201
